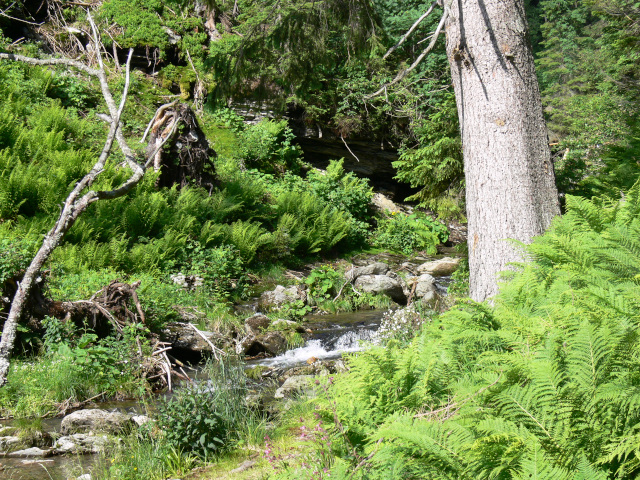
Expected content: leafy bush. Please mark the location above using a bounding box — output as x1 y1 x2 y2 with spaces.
180 242 245 299
307 159 373 224
0 323 150 417
372 212 448 254
0 237 35 286
156 360 249 458
393 94 465 220
240 119 303 174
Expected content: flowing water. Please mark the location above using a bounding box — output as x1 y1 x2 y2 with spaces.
250 309 384 369
1 276 453 479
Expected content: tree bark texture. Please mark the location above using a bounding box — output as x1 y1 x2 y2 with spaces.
443 0 560 301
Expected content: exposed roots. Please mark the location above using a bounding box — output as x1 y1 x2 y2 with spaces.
144 103 217 192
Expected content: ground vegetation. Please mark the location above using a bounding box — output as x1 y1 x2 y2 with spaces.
0 0 639 478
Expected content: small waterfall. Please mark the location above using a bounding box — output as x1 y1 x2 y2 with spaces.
253 310 383 368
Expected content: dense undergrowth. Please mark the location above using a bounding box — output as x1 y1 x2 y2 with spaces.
0 1 639 478
0 46 448 419
80 180 640 479
291 179 640 479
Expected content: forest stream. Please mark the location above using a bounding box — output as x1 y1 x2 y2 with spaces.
0 278 452 480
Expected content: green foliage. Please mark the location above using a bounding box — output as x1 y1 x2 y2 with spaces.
372 212 448 255
307 159 374 229
535 0 640 199
276 191 353 255
181 242 245 299
305 265 345 305
156 360 250 458
41 315 76 351
309 178 640 479
48 73 99 110
0 237 35 286
99 0 205 54
276 299 312 321
95 435 199 480
393 93 464 219
0 323 150 417
240 119 303 174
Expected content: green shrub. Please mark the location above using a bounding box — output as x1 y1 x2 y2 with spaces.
0 323 150 417
307 159 373 224
0 237 36 286
304 265 345 305
393 94 465 220
181 242 245 299
240 119 303 174
156 360 249 458
372 211 448 254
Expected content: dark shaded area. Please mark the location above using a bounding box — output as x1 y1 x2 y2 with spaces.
147 103 218 192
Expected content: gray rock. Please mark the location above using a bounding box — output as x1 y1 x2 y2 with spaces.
236 331 288 356
60 409 134 435
407 274 439 307
417 257 461 276
282 359 345 379
53 434 109 454
372 193 402 214
130 415 152 427
345 262 390 282
354 274 407 303
258 285 306 310
76 474 92 480
170 273 203 290
407 274 437 297
274 375 316 399
259 331 288 355
245 314 271 334
6 447 51 458
0 436 22 453
160 322 226 355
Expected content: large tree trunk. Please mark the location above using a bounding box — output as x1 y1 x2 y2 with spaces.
443 0 560 301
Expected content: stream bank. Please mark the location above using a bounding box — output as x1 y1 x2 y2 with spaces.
0 254 461 480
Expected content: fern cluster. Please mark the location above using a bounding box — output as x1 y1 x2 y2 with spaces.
312 179 640 479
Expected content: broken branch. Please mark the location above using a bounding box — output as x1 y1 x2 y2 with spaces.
367 10 448 99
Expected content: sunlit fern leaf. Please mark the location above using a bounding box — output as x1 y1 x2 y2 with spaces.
512 441 572 480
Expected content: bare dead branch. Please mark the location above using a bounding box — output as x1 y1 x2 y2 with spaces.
367 10 448 99
340 135 361 162
382 1 438 60
0 52 99 76
185 322 226 361
0 6 44 26
141 100 179 143
0 14 158 386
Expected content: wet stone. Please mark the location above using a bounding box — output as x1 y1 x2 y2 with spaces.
53 434 109 454
61 409 134 435
417 257 461 276
6 447 51 458
274 375 317 399
245 314 271 334
345 262 391 281
0 436 23 454
354 274 407 304
258 285 306 310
